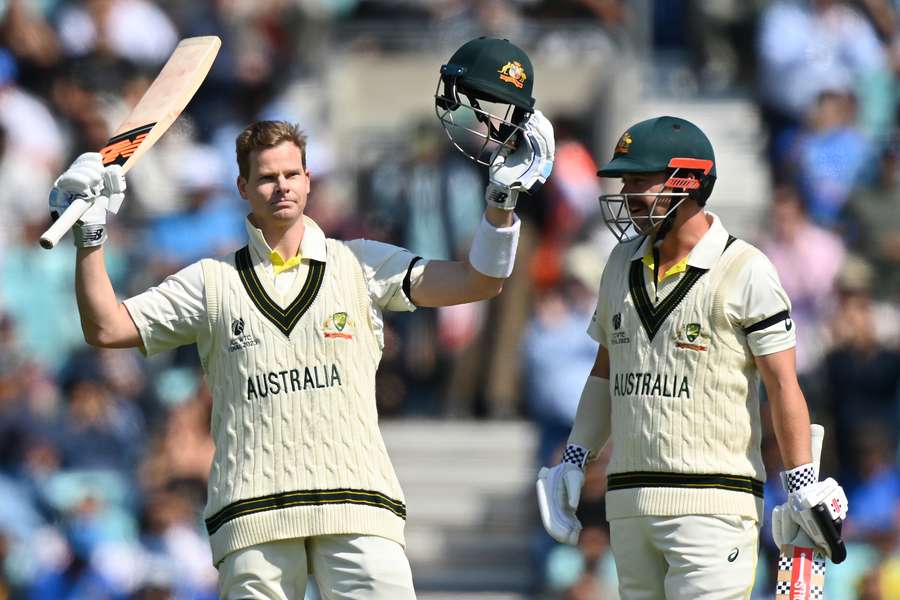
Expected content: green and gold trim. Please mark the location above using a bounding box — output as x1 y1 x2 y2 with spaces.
629 262 707 342
629 235 736 342
235 246 325 336
205 488 407 535
608 471 763 498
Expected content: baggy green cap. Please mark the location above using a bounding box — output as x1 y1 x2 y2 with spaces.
598 116 716 178
442 37 535 111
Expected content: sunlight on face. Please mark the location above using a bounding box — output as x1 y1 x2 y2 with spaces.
620 172 670 227
238 141 310 229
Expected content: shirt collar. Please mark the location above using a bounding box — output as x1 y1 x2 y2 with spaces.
244 215 327 265
629 211 730 269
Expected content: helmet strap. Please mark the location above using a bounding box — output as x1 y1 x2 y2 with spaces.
654 207 678 241
439 77 460 111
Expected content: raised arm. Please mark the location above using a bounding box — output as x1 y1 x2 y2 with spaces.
51 153 142 348
410 111 554 307
76 246 142 348
409 206 515 306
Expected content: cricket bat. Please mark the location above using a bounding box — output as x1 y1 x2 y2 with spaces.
775 424 827 600
40 35 221 249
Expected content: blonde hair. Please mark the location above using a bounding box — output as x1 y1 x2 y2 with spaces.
235 121 307 178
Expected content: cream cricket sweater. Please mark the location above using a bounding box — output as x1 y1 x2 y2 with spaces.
198 239 405 564
591 215 794 523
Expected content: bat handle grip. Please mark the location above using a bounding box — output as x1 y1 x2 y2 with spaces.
810 423 824 480
812 504 847 564
39 197 91 249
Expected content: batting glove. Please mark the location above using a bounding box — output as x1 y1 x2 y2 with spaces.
536 443 587 546
486 109 555 210
50 152 126 247
771 463 848 563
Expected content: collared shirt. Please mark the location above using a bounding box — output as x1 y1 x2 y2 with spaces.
589 212 795 357
641 243 689 284
124 215 426 355
245 216 328 295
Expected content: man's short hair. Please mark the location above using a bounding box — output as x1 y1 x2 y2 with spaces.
235 121 307 178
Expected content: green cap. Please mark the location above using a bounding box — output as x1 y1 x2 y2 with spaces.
598 116 716 178
442 37 535 111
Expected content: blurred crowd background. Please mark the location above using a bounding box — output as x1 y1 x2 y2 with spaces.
0 0 898 598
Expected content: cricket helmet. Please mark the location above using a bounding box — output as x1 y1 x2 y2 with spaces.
597 116 716 242
435 37 535 165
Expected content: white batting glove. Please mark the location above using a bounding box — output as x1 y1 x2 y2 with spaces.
771 463 848 562
486 109 555 210
536 444 587 546
50 153 126 247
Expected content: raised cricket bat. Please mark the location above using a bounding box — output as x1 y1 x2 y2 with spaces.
775 424 827 600
40 35 221 249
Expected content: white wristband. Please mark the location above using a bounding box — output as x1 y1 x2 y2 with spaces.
468 214 520 278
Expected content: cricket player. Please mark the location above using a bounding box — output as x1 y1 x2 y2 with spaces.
49 111 552 598
536 116 848 599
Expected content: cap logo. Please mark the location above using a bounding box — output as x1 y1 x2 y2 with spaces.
615 132 632 155
498 61 527 89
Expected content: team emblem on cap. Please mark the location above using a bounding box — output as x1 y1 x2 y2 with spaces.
615 132 632 155
498 61 527 89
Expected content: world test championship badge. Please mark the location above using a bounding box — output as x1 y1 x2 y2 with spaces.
323 311 354 340
610 312 630 345
498 61 527 89
229 317 259 352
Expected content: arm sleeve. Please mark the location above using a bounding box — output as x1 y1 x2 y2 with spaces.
122 261 206 357
567 375 611 457
344 239 428 312
725 252 797 357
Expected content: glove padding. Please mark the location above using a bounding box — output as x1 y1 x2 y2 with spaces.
536 456 584 546
771 477 848 562
487 109 555 210
50 152 126 247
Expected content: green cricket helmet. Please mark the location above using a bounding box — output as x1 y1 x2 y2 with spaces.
597 116 716 242
435 37 535 165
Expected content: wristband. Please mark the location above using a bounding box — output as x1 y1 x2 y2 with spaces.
73 223 106 247
485 182 519 211
562 444 589 469
568 376 611 458
781 462 816 493
468 214 520 278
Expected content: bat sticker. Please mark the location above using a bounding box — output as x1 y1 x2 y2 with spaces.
776 546 826 599
100 123 157 166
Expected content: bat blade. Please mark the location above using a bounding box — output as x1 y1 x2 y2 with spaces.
775 538 827 600
40 35 221 249
775 424 826 600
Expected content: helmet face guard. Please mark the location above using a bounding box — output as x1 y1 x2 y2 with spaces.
435 64 531 166
599 163 705 242
600 189 689 242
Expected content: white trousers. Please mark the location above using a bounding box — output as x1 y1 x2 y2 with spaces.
217 535 416 600
609 514 759 600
